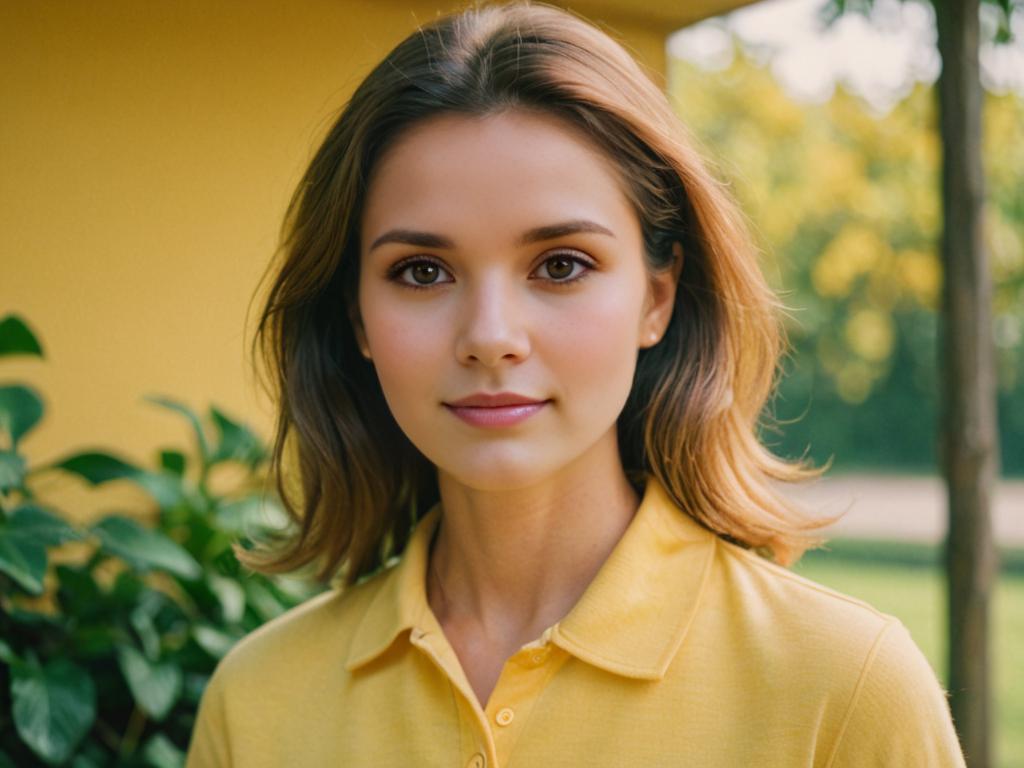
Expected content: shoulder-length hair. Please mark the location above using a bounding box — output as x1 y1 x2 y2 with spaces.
239 0 840 587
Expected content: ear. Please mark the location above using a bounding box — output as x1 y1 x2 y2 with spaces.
639 241 683 349
348 302 372 360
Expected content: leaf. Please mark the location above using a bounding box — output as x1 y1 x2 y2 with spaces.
215 494 289 535
143 395 210 466
55 564 104 618
0 638 19 665
0 315 44 358
0 450 27 494
0 384 45 447
5 504 82 547
11 658 96 765
0 533 46 594
159 449 186 477
191 624 239 659
91 516 201 580
135 471 188 508
130 590 167 661
70 754 102 768
117 645 182 721
208 406 265 467
208 573 246 624
142 733 186 768
50 452 185 507
245 579 286 622
51 451 142 485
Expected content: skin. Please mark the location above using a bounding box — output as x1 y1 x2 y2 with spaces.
355 108 682 709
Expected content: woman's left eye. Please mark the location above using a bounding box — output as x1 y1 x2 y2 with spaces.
532 252 595 284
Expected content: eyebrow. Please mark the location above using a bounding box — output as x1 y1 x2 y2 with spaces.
367 219 616 253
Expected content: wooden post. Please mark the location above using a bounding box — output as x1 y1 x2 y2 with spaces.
934 0 1000 764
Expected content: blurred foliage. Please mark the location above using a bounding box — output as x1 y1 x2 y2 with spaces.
0 314 322 767
668 50 1024 474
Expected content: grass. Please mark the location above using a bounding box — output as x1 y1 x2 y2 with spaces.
793 542 1024 768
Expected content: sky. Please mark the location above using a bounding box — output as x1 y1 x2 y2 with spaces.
668 0 1024 114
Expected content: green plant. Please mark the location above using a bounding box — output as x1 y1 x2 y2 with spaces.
0 314 323 767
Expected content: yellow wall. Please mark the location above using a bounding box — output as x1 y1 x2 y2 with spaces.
1 0 669 521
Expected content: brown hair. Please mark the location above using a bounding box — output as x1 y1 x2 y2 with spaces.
240 0 841 587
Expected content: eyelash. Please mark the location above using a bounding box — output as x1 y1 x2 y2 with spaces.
385 251 596 291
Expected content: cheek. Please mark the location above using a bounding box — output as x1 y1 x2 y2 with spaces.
360 295 446 405
372 314 438 365
550 283 644 403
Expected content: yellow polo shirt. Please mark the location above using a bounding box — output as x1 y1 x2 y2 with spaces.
185 474 967 767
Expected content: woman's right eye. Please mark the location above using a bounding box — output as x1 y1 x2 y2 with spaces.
387 258 453 289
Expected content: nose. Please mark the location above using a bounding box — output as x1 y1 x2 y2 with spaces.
453 277 531 367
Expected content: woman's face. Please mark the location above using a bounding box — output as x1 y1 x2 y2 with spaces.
357 109 678 491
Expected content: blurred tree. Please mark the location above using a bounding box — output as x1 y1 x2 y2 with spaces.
668 48 1023 474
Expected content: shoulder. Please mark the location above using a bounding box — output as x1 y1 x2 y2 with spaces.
206 567 390 696
702 538 964 765
710 535 895 644
185 571 394 768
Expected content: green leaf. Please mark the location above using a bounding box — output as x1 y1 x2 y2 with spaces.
0 505 79 594
51 451 142 485
245 579 286 622
215 494 289 535
142 732 186 768
0 384 45 447
55 564 103 617
159 449 187 477
130 590 167 661
69 740 108 768
0 534 46 594
133 471 187 508
208 573 246 623
0 450 27 494
11 658 96 765
191 624 239 659
143 395 210 466
0 638 19 665
117 646 182 721
208 406 265 467
0 750 17 768
0 315 44 358
5 504 82 547
50 452 185 507
70 754 102 768
91 516 201 580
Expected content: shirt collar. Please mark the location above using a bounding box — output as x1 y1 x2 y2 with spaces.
344 472 718 680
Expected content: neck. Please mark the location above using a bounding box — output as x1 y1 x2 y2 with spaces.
426 438 642 647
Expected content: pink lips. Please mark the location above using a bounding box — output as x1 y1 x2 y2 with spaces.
443 392 550 427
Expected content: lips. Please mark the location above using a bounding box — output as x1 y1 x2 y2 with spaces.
443 392 550 427
445 392 548 408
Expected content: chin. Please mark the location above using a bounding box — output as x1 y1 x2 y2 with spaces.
438 451 571 493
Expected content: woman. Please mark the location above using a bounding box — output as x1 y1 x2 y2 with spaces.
185 2 967 766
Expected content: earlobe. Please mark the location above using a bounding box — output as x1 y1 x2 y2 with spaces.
348 305 372 360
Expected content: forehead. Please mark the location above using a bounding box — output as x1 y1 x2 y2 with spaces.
360 109 638 245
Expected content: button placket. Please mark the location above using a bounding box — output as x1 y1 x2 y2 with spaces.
410 629 497 767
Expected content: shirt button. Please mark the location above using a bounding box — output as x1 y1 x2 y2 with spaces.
495 707 515 726
529 649 549 664
467 753 486 768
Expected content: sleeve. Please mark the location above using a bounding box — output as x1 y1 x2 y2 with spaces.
828 618 967 768
184 665 233 768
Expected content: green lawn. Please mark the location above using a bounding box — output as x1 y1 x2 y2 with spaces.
793 545 1024 768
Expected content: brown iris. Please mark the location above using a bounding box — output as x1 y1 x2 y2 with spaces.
411 263 440 284
545 256 573 280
